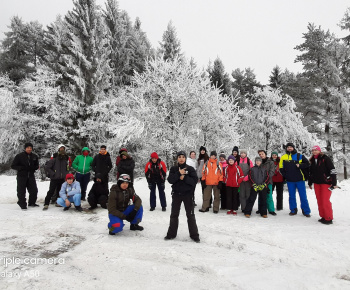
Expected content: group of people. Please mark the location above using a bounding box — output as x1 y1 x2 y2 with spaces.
10 141 338 243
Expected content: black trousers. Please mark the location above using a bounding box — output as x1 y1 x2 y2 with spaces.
166 193 199 239
44 179 64 205
88 193 108 208
17 175 38 207
220 183 227 209
272 182 284 210
226 186 239 210
244 187 268 215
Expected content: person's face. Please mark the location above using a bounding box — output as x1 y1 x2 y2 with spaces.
151 158 157 163
67 178 74 185
59 146 65 152
240 153 247 159
120 182 129 190
272 154 278 159
190 152 196 159
228 159 234 165
178 155 186 164
100 148 106 154
219 157 225 161
200 150 205 155
232 151 237 157
210 155 216 159
258 151 266 159
312 149 320 156
122 155 127 159
287 146 294 152
25 147 32 154
255 160 262 166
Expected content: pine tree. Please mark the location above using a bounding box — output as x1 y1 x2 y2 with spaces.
269 65 283 88
207 57 232 96
158 21 182 61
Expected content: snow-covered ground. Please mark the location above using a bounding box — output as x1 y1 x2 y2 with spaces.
1 175 350 290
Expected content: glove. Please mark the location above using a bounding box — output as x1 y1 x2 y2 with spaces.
201 180 207 189
125 209 137 222
253 183 259 192
257 184 265 191
217 181 223 190
148 183 152 190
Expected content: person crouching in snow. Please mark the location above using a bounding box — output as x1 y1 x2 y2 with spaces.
57 174 83 212
87 173 109 210
244 157 269 218
225 155 244 215
107 174 143 235
165 151 200 243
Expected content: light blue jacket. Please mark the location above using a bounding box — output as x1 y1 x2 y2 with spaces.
59 181 81 200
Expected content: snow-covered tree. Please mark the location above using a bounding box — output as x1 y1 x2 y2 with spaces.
158 21 182 62
269 65 283 88
207 57 232 96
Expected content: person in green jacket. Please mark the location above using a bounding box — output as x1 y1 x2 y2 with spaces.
72 147 93 200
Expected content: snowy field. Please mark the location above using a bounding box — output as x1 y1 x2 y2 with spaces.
1 175 350 290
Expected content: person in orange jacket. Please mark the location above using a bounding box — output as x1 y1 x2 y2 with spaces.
199 151 223 214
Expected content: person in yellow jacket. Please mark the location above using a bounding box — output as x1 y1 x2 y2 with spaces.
199 151 223 214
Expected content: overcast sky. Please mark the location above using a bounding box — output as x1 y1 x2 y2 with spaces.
1 0 349 83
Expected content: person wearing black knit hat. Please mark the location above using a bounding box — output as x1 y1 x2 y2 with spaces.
232 146 240 164
197 146 209 203
11 143 39 210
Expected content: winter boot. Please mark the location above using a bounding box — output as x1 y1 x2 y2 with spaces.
28 204 39 207
63 206 71 211
289 208 298 216
256 210 260 214
75 206 83 212
232 211 237 215
318 218 325 223
213 211 218 214
191 237 200 243
269 211 277 216
150 207 155 211
130 224 144 231
43 205 49 211
262 215 268 218
199 208 209 213
302 209 311 217
164 236 175 240
162 207 166 212
245 214 251 218
320 219 333 225
227 210 233 215
109 231 116 236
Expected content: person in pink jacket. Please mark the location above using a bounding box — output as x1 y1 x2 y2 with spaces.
237 149 254 212
219 153 228 210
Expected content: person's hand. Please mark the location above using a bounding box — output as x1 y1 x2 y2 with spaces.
180 175 185 180
65 199 71 207
296 164 300 168
179 168 186 175
217 181 223 190
126 210 137 222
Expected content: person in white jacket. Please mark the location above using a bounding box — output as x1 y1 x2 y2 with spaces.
186 151 198 206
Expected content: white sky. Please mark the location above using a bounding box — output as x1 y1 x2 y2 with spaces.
1 0 349 83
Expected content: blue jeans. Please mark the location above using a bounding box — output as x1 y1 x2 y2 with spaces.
76 172 90 199
150 182 167 208
57 194 81 208
108 205 143 234
287 181 311 214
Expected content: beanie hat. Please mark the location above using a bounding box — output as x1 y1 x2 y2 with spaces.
199 146 207 152
151 152 159 159
240 149 247 154
210 151 217 157
227 155 236 161
286 142 295 149
255 156 262 162
258 150 267 156
232 146 239 153
119 148 127 154
312 145 321 152
271 151 279 157
100 145 106 149
219 153 226 159
57 144 65 151
177 151 187 158
82 147 90 152
66 173 74 180
121 151 129 157
24 142 33 149
118 174 131 183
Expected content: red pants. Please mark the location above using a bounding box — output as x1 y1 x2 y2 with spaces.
314 184 333 221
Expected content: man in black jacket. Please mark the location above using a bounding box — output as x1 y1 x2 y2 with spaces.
165 151 200 243
92 145 112 184
11 143 39 210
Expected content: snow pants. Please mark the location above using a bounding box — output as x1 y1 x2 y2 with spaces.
202 185 220 212
239 181 251 211
220 183 227 209
287 181 310 215
150 182 167 208
272 182 284 210
108 205 143 234
88 193 108 209
16 174 38 207
57 194 81 208
244 187 268 216
226 186 239 211
314 184 333 221
76 172 90 200
266 184 275 212
44 179 64 205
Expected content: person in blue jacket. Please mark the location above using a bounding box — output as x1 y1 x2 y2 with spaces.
57 173 83 212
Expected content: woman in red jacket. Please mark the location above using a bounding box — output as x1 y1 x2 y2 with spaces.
225 155 244 215
270 152 284 211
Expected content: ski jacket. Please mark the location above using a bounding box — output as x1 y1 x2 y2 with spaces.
117 157 135 181
225 164 244 187
239 157 254 182
72 148 93 174
279 152 309 182
186 158 198 171
249 165 269 186
168 163 198 195
45 153 70 180
220 160 228 183
308 153 337 186
51 152 72 167
108 185 142 219
59 181 81 200
271 158 284 183
145 159 167 183
11 151 39 177
92 152 112 176
201 158 223 185
261 158 275 184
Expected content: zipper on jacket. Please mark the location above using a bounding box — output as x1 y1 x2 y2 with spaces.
83 156 86 174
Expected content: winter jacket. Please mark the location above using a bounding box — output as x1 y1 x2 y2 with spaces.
271 158 284 183
279 151 309 182
239 157 254 182
308 153 337 186
11 151 39 177
220 160 228 183
225 163 244 187
145 159 167 183
72 148 93 174
186 158 197 171
92 152 112 176
88 179 109 198
201 158 223 186
108 185 142 219
59 181 81 200
196 159 205 179
118 157 135 181
249 165 269 186
51 152 72 167
261 158 275 184
45 153 70 180
168 163 198 195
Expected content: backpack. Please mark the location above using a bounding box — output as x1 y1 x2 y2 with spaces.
297 153 309 181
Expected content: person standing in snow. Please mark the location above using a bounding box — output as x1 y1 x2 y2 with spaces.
197 146 210 205
199 151 223 214
72 147 93 201
91 145 112 184
87 173 109 210
231 146 240 164
258 150 277 216
279 143 311 217
145 152 167 211
117 150 135 182
43 144 71 210
308 145 338 225
270 151 285 211
108 174 143 235
225 155 244 215
186 151 198 206
219 153 228 210
165 151 200 242
11 142 39 210
57 173 83 212
238 149 254 212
